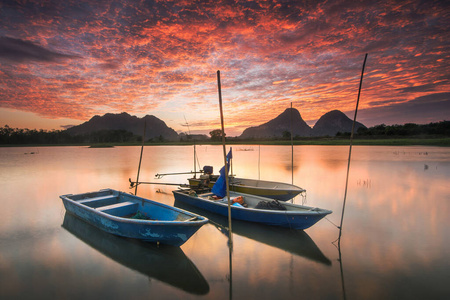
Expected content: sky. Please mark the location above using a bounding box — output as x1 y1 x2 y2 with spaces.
0 0 449 136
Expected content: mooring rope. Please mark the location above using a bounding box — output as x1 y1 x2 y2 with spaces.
325 216 340 229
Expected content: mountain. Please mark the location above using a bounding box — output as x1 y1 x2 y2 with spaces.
65 112 179 141
239 108 311 139
311 110 366 137
238 108 367 139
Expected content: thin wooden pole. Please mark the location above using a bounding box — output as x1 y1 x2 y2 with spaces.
230 152 233 179
193 141 197 178
258 145 261 180
184 116 197 178
338 53 368 242
228 241 233 300
134 120 147 195
217 70 233 246
290 102 294 186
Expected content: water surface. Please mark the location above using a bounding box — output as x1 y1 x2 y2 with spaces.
0 145 449 299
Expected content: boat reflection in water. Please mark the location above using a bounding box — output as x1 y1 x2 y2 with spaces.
62 213 210 295
174 200 331 266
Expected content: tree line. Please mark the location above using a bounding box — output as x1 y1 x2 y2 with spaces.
1 121 449 145
340 121 450 137
0 125 139 145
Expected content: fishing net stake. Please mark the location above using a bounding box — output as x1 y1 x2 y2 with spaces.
338 53 368 243
134 120 146 195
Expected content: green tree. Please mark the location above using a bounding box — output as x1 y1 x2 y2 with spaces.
210 129 225 141
282 130 291 140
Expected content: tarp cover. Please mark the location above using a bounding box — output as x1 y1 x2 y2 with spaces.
211 148 232 197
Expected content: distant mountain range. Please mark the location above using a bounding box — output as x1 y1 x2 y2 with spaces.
239 108 366 138
65 109 366 140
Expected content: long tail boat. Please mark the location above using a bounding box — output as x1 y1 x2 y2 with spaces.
188 174 305 202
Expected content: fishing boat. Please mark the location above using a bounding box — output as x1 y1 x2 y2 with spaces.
174 200 332 265
155 147 305 201
189 175 305 201
172 189 331 230
60 188 208 246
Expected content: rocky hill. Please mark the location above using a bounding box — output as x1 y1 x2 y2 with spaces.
239 108 311 139
64 109 366 141
239 108 366 138
65 112 179 141
312 110 366 137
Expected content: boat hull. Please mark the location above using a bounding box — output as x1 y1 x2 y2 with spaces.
174 200 332 265
60 189 208 246
173 190 331 230
188 177 305 201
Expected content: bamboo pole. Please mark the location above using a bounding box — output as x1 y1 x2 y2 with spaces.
258 145 261 180
155 170 202 179
338 53 368 242
217 70 233 246
290 102 294 185
134 120 147 195
183 116 197 178
129 178 189 188
194 141 197 178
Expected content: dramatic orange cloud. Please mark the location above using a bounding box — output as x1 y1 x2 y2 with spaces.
0 0 448 136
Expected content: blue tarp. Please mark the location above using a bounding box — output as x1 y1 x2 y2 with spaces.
211 148 232 198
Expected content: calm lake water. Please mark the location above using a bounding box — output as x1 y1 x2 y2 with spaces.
1 145 449 300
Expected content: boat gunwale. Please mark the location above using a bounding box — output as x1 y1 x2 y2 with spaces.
190 177 305 192
229 177 305 192
231 184 305 193
60 189 208 226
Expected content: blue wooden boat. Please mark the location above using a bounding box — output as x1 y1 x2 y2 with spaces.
60 189 208 246
172 189 332 230
174 200 332 265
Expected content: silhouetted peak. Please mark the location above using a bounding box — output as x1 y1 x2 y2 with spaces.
65 112 178 141
312 109 366 136
240 107 311 138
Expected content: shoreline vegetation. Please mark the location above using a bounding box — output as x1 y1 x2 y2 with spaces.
1 137 449 147
1 121 449 147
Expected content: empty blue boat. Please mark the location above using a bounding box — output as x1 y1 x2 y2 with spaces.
173 189 332 230
60 189 208 246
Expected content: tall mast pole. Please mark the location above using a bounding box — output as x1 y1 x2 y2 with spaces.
217 70 233 246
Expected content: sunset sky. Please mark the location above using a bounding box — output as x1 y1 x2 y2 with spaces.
0 0 449 136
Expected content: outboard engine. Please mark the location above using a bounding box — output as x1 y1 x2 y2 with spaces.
198 166 213 189
199 174 210 188
202 165 213 175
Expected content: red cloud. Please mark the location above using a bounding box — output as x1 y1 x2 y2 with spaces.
0 0 448 133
